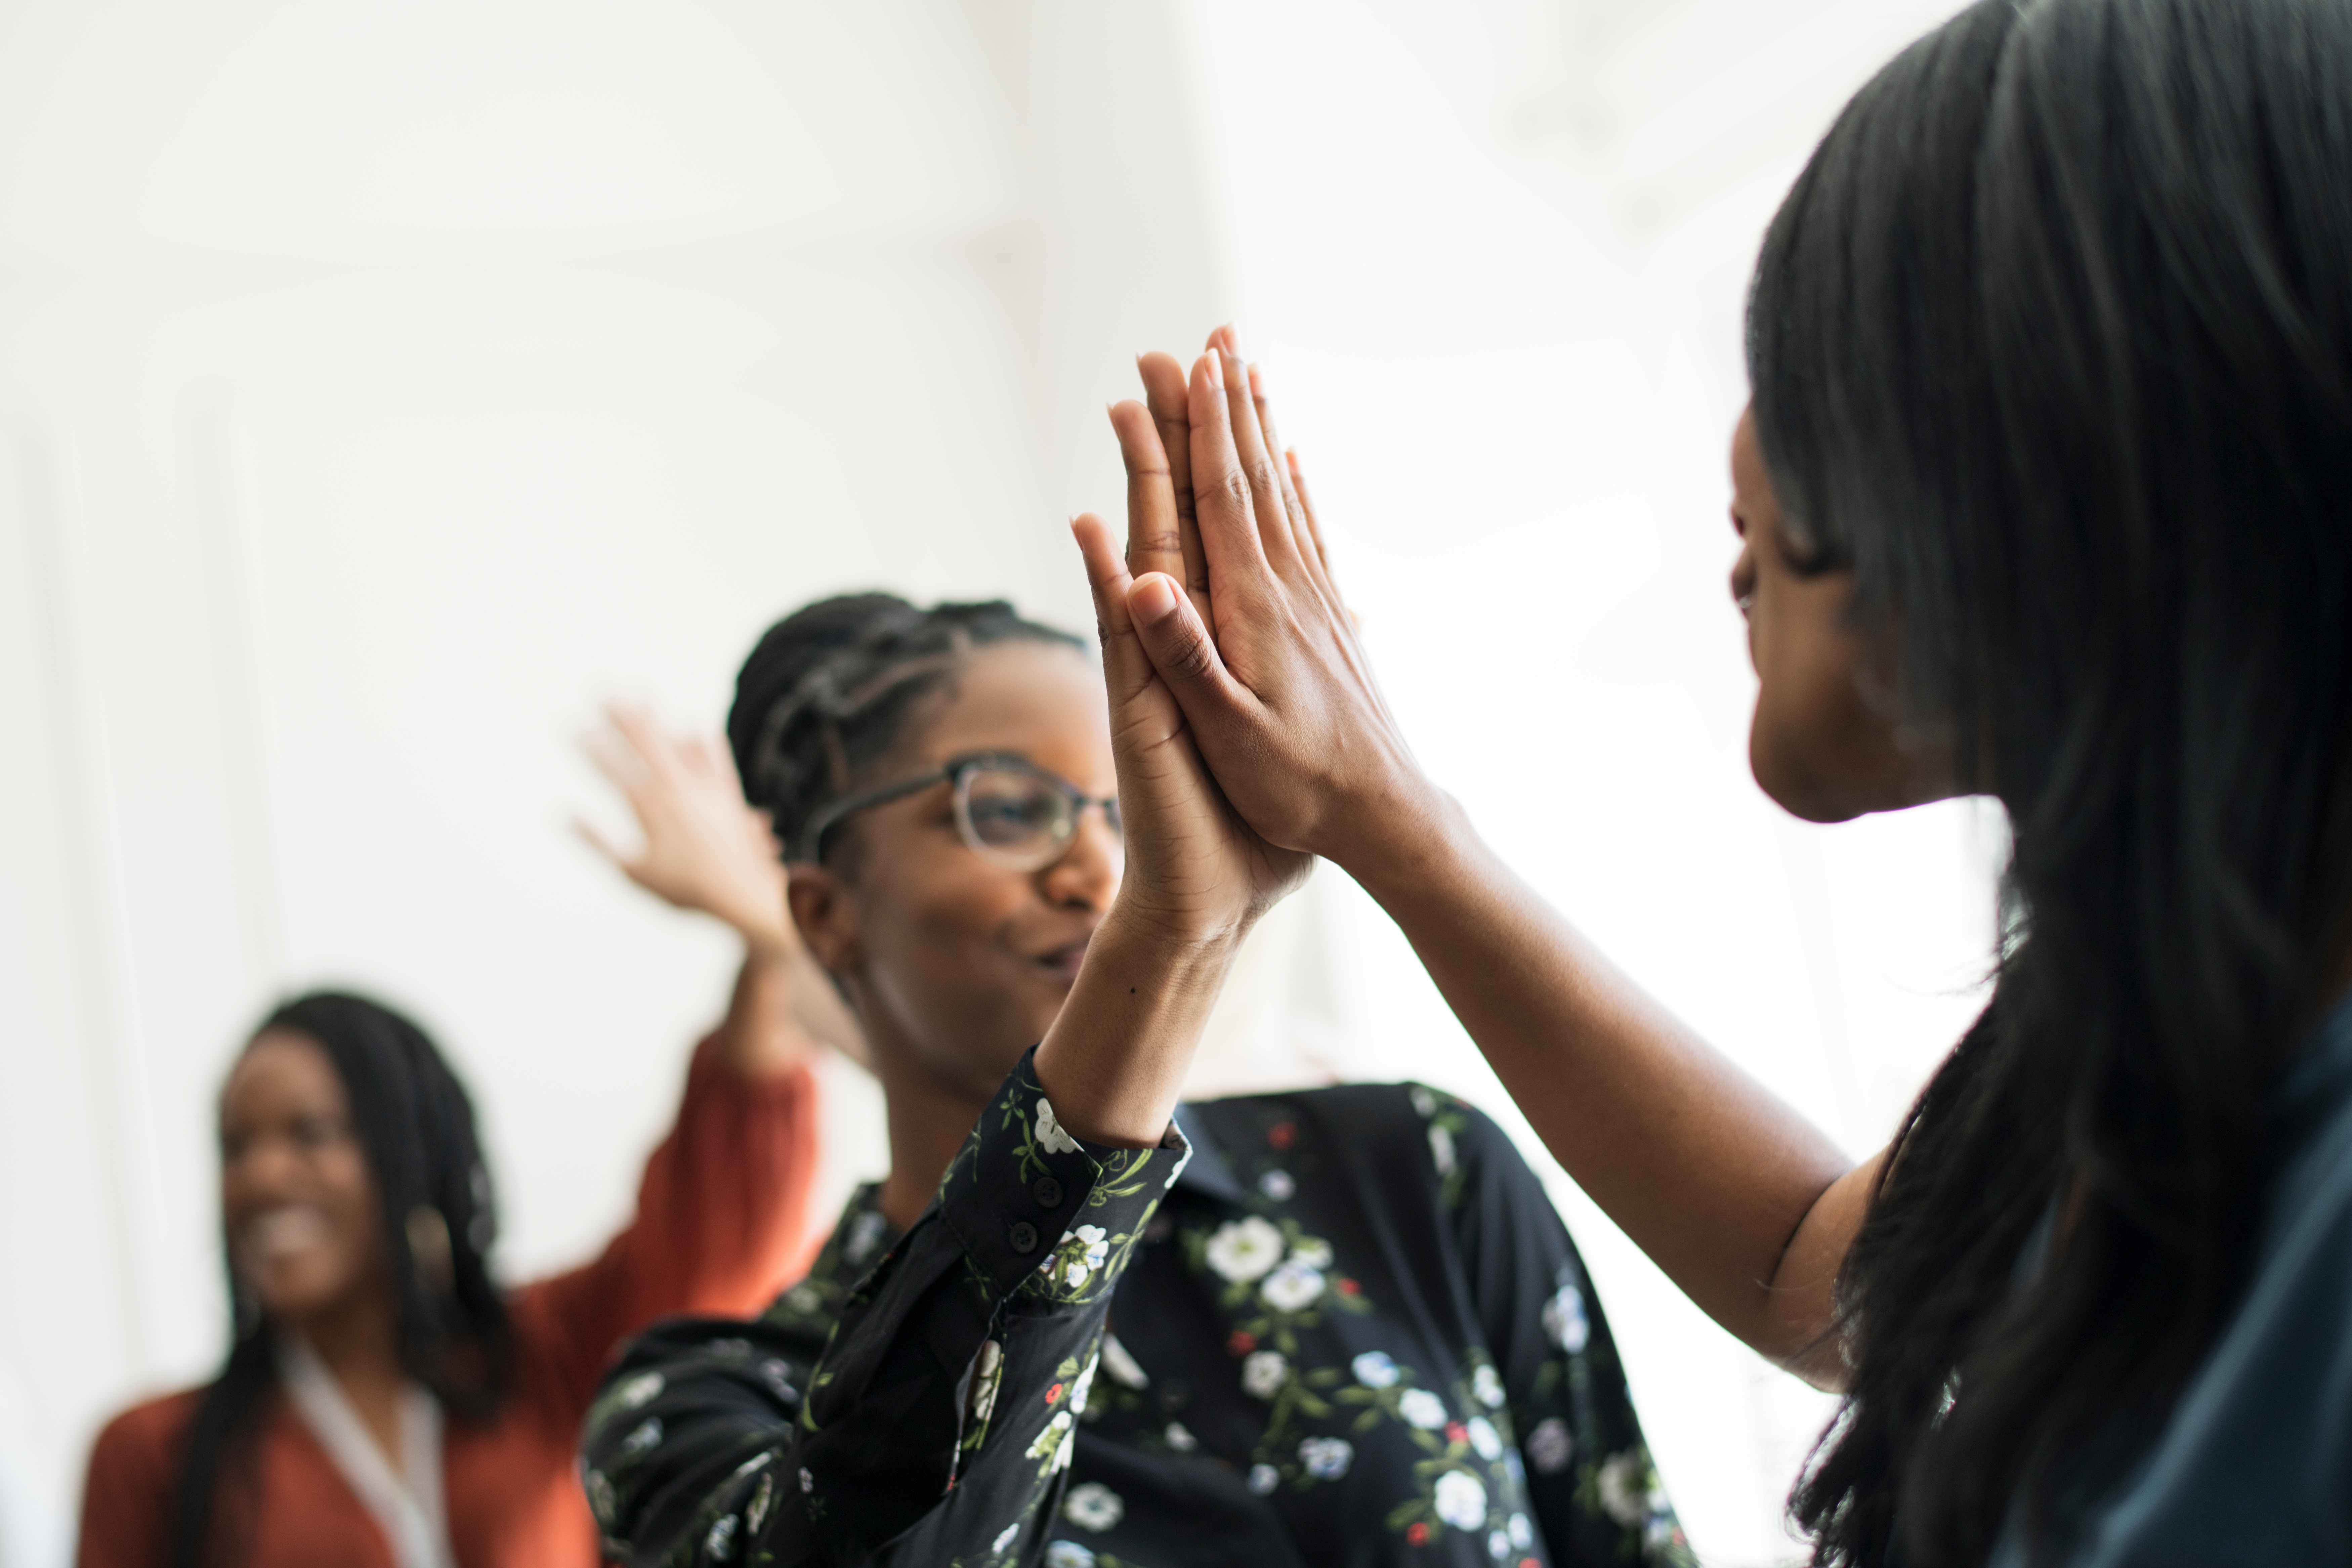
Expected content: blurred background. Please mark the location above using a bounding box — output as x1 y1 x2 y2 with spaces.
0 1 1993 1562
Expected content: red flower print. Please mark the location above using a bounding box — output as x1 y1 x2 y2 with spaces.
1445 1422 1467 1444
1338 1278 1361 1296
1228 1330 1256 1356
1268 1122 1297 1149
1045 1382 1064 1404
1406 1522 1430 1546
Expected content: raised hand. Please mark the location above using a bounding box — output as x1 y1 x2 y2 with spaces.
1112 333 1430 873
578 703 801 957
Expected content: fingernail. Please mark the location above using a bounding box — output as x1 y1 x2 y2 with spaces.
1202 350 1224 391
1248 362 1266 399
1223 323 1243 357
1131 574 1180 623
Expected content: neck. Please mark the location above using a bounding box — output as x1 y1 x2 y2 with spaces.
872 1048 996 1233
289 1281 405 1395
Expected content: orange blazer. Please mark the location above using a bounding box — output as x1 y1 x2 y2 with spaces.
78 1040 822 1568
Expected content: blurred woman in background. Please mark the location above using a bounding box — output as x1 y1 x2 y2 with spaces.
80 705 847 1568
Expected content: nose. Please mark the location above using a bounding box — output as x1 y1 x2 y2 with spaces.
1038 804 1122 910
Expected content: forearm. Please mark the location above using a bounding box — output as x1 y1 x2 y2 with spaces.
1340 787 1861 1372
712 949 819 1077
1032 904 1245 1147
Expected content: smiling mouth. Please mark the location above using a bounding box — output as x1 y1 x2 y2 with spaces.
239 1206 333 1266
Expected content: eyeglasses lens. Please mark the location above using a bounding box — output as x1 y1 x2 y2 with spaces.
960 768 1075 866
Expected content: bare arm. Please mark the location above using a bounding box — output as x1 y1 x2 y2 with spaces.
579 702 866 1076
1111 338 1873 1380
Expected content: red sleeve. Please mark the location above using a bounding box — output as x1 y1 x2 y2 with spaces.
503 1037 824 1426
79 1393 195 1568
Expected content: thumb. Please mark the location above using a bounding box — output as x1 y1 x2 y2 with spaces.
1127 572 1246 710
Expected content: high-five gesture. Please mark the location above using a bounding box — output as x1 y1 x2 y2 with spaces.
1112 334 1429 868
1105 333 1861 1382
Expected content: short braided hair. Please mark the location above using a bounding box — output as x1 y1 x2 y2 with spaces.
725 593 1085 863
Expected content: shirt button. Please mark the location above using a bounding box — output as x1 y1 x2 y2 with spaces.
1031 1177 1064 1209
1009 1221 1040 1255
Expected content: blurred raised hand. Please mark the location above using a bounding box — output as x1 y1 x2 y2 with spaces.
579 702 865 1070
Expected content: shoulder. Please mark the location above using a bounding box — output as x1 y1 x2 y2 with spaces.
84 1387 207 1514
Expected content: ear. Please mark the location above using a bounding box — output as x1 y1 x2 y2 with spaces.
787 865 864 980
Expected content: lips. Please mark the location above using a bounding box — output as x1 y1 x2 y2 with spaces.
239 1205 333 1266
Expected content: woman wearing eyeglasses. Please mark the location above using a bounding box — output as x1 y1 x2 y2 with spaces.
577 586 1692 1566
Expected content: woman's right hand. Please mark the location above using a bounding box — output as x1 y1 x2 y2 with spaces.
1109 332 1435 875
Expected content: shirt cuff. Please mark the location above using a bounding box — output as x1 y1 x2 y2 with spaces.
936 1045 1191 1308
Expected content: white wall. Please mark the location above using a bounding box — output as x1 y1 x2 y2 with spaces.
0 3 1988 1565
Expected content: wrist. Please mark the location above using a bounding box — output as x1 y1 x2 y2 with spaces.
1322 767 1460 886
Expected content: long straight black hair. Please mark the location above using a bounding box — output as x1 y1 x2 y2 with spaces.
167 991 511 1568
1756 1 2352 1562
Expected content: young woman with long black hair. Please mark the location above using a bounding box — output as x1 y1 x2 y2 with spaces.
79 707 845 1567
1098 2 2352 1562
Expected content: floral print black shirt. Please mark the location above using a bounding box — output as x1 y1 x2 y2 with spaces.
581 1048 1693 1567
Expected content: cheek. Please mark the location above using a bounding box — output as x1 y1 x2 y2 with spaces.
1746 586 1878 819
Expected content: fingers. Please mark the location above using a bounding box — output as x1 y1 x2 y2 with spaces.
1070 512 1156 701
1210 334 1306 581
1136 352 1211 622
1286 448 1335 581
1125 570 1254 723
1185 347 1276 632
1109 399 1183 591
572 816 640 877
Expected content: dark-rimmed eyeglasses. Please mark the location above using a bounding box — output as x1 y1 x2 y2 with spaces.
794 753 1121 872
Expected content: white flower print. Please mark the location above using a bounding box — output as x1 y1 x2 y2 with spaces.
1062 1481 1125 1532
1434 1469 1488 1530
1099 1332 1149 1389
1352 1350 1401 1388
1597 1450 1650 1526
1164 1421 1199 1452
621 1417 663 1455
1289 1235 1333 1269
1258 1168 1296 1200
992 1522 1021 1553
1027 1409 1076 1471
1247 1463 1280 1496
1525 1417 1573 1474
967 1339 1004 1425
616 1371 664 1410
1488 1529 1511 1560
1068 1352 1099 1417
1204 1216 1286 1282
1429 1124 1458 1176
759 1359 798 1402
1411 1086 1437 1117
1260 1259 1327 1312
704 1513 738 1560
798 1466 814 1494
1242 1349 1289 1399
1508 1513 1534 1548
1542 1281 1590 1353
1399 1388 1449 1430
1039 1224 1109 1290
1044 1544 1097 1568
1471 1363 1505 1409
747 1472 775 1533
1036 1098 1082 1155
1467 1416 1504 1460
1298 1436 1354 1480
